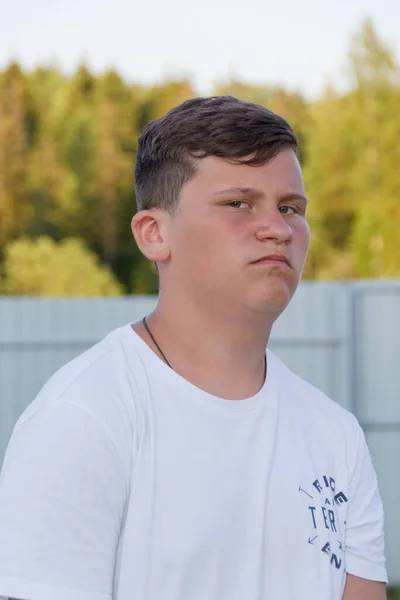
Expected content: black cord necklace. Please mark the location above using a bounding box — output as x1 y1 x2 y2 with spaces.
143 316 172 369
143 316 267 382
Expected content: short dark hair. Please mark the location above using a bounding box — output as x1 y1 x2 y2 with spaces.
134 95 297 213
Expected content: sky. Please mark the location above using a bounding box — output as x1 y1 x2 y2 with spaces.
0 0 399 99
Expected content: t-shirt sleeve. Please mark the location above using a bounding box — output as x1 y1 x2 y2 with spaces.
344 418 388 583
0 401 129 600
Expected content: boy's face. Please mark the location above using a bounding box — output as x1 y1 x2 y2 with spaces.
163 148 310 317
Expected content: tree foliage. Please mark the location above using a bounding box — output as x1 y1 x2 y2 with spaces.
0 18 399 294
1 236 122 295
304 18 400 278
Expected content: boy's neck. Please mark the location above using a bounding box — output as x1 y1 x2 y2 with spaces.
132 297 276 400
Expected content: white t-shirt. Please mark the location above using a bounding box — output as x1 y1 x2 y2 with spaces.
0 324 387 600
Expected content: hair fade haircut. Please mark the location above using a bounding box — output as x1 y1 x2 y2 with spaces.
134 95 297 213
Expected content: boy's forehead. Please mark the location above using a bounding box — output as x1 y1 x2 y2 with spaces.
189 151 304 193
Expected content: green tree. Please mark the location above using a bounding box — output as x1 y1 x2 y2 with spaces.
346 19 400 277
1 236 122 295
27 67 71 239
304 19 400 279
302 88 357 278
90 70 138 265
52 65 98 238
0 63 34 247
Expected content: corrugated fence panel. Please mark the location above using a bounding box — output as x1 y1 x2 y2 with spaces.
270 282 352 411
351 282 400 583
0 282 399 582
367 430 400 585
351 283 400 424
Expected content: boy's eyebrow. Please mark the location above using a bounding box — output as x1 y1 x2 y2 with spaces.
213 186 264 198
278 193 308 204
213 187 308 204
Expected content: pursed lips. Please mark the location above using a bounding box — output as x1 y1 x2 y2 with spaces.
251 254 292 268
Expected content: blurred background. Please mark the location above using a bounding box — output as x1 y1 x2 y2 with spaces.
0 0 399 594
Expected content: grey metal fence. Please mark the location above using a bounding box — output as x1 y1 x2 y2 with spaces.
0 282 399 582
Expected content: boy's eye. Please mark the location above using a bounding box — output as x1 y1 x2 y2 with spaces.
228 201 248 209
279 206 296 215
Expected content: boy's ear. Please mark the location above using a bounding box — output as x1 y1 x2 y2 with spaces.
131 209 171 263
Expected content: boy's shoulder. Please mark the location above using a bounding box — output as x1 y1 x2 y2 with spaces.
269 349 361 438
15 324 141 433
